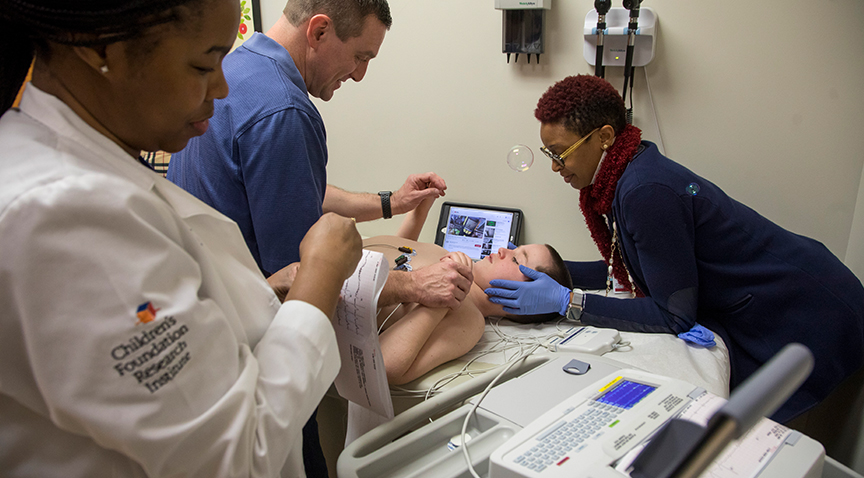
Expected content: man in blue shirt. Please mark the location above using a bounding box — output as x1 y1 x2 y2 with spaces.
169 0 471 306
168 1 474 475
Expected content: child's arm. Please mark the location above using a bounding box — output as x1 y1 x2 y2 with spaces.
379 251 477 385
379 304 449 384
395 196 436 241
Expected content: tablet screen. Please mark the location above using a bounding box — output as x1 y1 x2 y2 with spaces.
434 202 523 261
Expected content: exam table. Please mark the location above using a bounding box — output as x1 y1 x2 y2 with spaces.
323 250 864 477
411 317 731 398
319 317 733 474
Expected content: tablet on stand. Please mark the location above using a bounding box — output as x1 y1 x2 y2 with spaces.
434 202 524 261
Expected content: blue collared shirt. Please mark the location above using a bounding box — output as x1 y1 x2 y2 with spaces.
168 33 328 275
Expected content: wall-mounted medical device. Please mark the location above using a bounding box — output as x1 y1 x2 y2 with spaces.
495 0 551 64
583 6 656 69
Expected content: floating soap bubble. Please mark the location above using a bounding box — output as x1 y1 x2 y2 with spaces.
686 182 701 196
507 144 534 172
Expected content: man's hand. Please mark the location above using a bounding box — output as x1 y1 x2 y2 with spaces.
391 172 447 215
440 251 472 269
407 255 474 310
266 262 300 303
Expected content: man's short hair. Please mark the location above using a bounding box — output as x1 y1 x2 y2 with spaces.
284 0 392 40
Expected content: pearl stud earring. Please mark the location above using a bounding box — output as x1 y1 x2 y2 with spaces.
100 65 109 74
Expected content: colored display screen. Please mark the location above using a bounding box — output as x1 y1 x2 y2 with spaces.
434 203 522 261
597 380 656 410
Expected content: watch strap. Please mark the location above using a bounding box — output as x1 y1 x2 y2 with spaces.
378 191 392 219
567 288 584 321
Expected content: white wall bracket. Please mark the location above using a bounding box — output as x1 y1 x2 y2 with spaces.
583 6 657 68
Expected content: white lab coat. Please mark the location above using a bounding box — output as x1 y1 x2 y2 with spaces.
0 86 340 477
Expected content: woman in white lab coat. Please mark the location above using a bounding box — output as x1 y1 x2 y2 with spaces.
0 1 361 477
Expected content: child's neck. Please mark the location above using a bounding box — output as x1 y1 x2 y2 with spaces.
468 283 504 318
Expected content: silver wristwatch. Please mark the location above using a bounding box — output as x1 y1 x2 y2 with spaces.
566 288 584 321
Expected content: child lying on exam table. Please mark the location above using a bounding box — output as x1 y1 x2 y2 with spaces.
364 197 573 385
320 199 731 473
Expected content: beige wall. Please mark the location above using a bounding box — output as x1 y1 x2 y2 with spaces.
849 165 864 279
260 0 864 268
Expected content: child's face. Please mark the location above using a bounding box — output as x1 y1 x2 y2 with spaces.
473 244 553 290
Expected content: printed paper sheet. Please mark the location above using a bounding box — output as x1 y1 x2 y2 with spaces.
332 250 393 419
616 391 792 478
677 392 792 478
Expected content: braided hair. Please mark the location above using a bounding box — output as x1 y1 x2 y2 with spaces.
0 0 206 115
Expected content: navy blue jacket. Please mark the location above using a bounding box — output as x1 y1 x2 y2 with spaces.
579 142 864 422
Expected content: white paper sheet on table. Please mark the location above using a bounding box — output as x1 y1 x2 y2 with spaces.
332 249 394 420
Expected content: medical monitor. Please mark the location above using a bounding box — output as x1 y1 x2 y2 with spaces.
595 379 656 409
434 202 523 261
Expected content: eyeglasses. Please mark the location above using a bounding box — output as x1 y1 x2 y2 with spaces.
540 127 600 168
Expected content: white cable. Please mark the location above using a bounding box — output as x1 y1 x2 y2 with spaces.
377 303 402 334
612 340 633 351
394 318 586 401
390 318 573 416
643 67 666 155
389 340 526 401
460 343 542 478
486 318 563 350
363 243 400 251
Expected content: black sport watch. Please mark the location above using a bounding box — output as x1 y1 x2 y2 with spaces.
378 191 392 219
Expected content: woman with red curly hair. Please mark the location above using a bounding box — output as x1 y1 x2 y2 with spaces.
485 74 864 426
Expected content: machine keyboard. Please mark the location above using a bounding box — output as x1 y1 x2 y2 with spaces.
513 401 622 472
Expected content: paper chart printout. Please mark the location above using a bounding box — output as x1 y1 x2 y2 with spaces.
675 392 791 478
332 250 394 419
700 419 791 478
676 390 726 426
616 391 792 478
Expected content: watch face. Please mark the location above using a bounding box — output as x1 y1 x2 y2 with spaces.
567 307 583 321
570 289 583 308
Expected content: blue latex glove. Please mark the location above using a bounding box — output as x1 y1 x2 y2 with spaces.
677 323 716 348
485 265 571 316
507 241 517 250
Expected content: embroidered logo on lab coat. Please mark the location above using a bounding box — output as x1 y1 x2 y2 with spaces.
136 301 161 325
